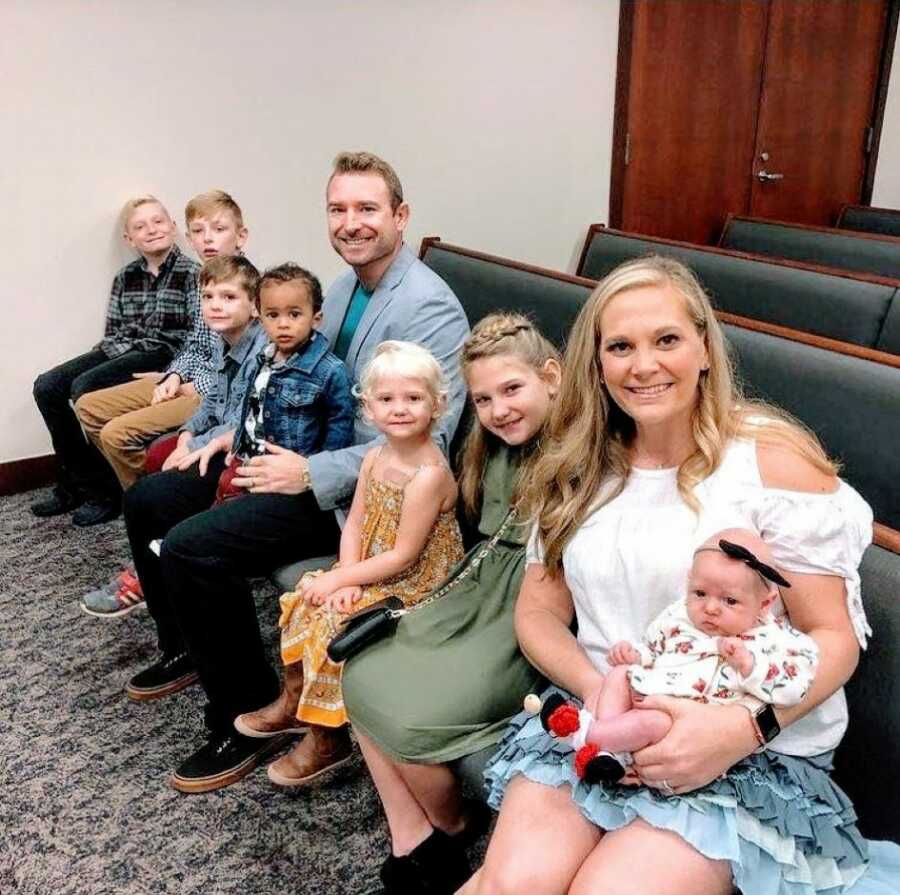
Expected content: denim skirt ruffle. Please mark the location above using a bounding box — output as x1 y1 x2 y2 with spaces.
484 690 900 894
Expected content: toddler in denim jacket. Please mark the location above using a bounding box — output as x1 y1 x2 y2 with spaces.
215 263 355 502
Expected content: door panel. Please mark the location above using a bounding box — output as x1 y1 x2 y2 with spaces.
750 0 888 225
621 0 767 244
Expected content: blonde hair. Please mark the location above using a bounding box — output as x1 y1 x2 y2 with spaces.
525 255 837 573
358 340 447 418
329 152 404 210
458 313 560 517
185 189 244 228
121 195 168 231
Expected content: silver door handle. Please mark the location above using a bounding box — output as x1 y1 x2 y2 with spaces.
757 169 785 182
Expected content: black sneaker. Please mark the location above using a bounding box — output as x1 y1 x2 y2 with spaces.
72 497 121 527
126 651 198 702
170 732 290 794
30 486 83 517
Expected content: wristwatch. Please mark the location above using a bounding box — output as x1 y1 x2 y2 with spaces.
747 703 781 746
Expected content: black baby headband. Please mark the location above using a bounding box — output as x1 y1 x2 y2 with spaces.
716 539 792 589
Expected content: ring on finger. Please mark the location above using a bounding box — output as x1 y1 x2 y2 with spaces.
660 778 675 795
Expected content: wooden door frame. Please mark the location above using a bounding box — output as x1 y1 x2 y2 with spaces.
608 0 900 229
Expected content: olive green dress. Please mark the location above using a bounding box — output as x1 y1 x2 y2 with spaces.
342 445 543 764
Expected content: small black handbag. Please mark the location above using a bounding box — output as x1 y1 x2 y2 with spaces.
326 508 516 664
326 596 405 663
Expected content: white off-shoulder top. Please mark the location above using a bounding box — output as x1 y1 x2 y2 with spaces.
526 437 874 757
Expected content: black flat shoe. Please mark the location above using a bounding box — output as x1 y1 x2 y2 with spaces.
379 830 471 894
72 498 121 527
126 651 198 701
170 732 290 794
30 487 83 517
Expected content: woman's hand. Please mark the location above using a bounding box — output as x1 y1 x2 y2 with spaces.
301 570 344 606
630 697 757 794
324 586 363 614
232 442 309 494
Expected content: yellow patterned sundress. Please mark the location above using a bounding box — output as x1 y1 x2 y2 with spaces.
278 467 464 728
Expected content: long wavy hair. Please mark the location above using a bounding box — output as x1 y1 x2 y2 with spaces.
523 255 837 573
458 312 560 517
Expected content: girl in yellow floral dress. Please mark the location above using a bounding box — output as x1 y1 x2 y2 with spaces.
236 341 463 785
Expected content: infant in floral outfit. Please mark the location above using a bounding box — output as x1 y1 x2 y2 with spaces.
531 527 818 783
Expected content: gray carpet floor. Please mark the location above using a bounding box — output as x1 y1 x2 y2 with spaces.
0 487 485 895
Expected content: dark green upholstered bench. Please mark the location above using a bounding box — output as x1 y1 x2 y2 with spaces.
576 225 900 352
837 204 900 239
720 214 900 280
414 238 900 843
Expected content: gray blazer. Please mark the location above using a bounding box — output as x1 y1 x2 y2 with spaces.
308 244 470 510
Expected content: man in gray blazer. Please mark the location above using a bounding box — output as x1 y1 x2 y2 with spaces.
134 152 469 794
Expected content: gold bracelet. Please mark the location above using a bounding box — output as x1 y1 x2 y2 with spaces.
740 703 766 749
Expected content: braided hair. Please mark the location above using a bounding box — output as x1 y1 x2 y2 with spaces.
458 313 560 516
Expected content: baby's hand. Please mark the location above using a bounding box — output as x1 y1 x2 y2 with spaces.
718 637 754 677
609 641 641 666
325 587 363 615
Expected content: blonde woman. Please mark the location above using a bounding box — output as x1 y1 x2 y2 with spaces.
467 257 900 895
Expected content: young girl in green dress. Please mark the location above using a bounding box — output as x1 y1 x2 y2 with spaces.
340 313 561 895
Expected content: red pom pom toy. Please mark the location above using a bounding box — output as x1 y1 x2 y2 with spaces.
548 704 581 737
574 744 600 779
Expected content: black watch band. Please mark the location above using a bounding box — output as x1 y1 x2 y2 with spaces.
753 703 781 744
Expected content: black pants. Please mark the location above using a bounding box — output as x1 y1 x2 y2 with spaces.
123 461 340 734
33 347 172 498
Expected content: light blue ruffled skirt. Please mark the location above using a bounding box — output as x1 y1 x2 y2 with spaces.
484 691 900 894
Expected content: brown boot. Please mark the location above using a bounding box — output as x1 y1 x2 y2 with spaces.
266 725 353 786
233 663 306 738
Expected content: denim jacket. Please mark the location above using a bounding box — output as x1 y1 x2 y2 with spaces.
232 330 356 458
180 321 268 450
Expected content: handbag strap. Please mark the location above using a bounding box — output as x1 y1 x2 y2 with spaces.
389 507 519 619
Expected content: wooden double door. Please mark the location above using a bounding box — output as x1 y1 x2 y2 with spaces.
611 0 893 244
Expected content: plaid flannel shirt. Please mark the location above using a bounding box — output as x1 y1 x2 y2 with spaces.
97 246 200 360
164 290 217 397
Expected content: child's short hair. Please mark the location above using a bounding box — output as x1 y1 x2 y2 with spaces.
330 151 404 210
121 195 168 231
199 255 260 303
184 189 244 228
358 341 448 416
258 263 324 313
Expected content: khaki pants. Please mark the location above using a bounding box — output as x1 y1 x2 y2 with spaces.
74 377 201 488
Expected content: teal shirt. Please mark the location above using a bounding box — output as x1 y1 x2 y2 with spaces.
333 281 372 360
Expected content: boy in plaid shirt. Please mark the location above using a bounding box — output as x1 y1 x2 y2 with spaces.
72 190 248 526
31 196 197 522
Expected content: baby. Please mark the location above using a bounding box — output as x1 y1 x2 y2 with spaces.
527 528 819 784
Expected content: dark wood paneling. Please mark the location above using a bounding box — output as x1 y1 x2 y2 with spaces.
620 0 768 243
861 0 900 204
751 0 889 224
0 454 56 497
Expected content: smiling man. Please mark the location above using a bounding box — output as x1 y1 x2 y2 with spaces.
124 153 469 795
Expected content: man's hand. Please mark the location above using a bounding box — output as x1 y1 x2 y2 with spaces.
608 640 642 666
151 373 182 405
718 637 755 677
232 443 310 494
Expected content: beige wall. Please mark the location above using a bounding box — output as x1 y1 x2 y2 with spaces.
872 34 900 208
2 0 620 464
